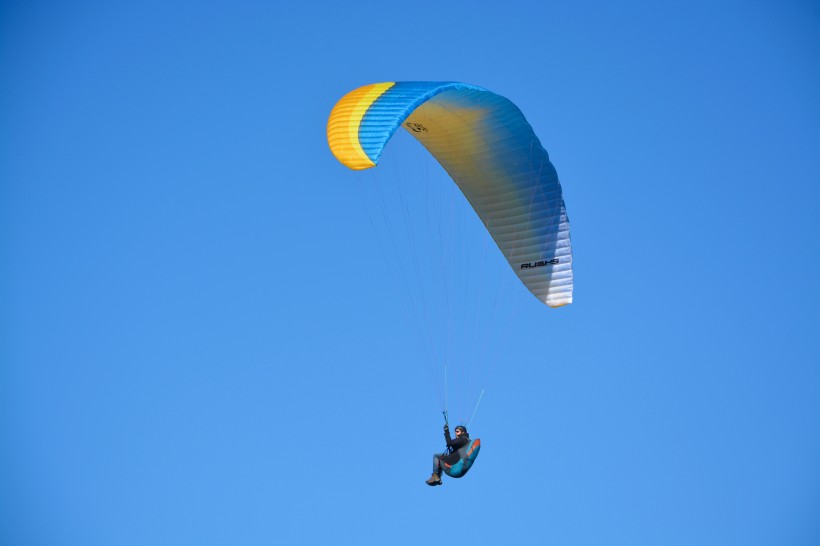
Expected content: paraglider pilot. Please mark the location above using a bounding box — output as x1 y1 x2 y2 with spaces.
426 424 469 486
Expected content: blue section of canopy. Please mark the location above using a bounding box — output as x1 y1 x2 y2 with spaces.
358 82 485 163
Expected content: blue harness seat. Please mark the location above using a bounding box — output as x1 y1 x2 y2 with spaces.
442 438 481 478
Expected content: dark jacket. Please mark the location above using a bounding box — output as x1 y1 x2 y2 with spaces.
441 428 470 465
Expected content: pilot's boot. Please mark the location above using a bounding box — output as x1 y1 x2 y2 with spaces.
425 473 442 486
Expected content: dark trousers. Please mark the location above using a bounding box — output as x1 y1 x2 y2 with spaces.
433 453 445 475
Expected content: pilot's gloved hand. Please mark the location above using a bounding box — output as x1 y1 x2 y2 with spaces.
443 424 450 432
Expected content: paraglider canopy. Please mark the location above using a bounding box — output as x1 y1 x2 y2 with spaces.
327 81 573 307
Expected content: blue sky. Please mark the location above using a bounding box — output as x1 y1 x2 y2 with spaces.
2 1 819 545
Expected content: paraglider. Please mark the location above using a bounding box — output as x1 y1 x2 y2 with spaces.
327 81 572 484
327 81 573 307
427 422 481 486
